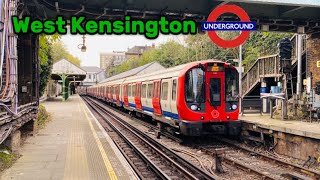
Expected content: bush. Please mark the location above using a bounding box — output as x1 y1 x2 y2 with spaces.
36 104 51 129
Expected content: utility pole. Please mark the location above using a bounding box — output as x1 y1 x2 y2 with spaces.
239 44 243 113
297 34 302 98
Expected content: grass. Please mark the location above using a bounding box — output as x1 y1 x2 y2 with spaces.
0 147 18 170
36 104 51 130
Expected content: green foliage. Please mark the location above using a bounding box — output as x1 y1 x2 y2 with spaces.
109 31 294 76
39 35 82 97
36 104 51 129
0 149 17 169
39 34 60 97
50 41 81 66
242 31 293 70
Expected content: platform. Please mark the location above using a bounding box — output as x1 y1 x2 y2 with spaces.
1 95 137 180
240 114 320 139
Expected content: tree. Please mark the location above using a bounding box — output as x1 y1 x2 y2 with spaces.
50 41 81 66
38 34 60 97
109 31 294 76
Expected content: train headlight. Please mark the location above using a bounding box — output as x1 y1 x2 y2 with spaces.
232 104 238 110
191 105 198 111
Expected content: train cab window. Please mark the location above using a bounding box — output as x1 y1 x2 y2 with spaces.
172 79 177 101
147 84 153 98
225 68 239 111
185 68 205 112
142 84 147 98
132 85 136 97
161 82 168 100
185 68 205 103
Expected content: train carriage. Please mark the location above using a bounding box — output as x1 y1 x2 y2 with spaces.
88 60 241 136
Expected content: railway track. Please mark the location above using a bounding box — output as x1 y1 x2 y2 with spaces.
82 96 217 180
83 96 320 180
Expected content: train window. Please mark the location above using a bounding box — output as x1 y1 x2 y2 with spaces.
225 68 239 111
185 68 205 103
147 84 153 98
210 78 221 106
153 82 158 98
132 85 136 97
161 82 168 100
129 85 132 97
142 84 147 98
172 79 177 101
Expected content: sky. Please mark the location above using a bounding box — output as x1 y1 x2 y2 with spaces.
61 34 185 67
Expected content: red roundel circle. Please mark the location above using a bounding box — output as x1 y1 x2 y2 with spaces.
211 110 220 119
207 5 251 48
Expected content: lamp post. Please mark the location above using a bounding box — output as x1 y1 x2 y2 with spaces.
78 35 87 52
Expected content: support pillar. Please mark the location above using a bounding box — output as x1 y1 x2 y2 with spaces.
59 74 68 101
4 130 21 152
297 34 302 97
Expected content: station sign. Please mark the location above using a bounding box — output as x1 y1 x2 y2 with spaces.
202 5 256 48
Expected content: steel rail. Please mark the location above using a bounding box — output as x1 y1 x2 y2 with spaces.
214 137 320 179
85 95 319 180
83 96 217 180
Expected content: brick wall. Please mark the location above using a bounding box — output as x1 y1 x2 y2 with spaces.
306 32 320 87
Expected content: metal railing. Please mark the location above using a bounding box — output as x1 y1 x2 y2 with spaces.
242 55 280 97
242 34 307 97
241 96 262 115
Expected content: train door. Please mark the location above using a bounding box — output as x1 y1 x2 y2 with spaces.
113 86 116 102
145 82 153 114
170 78 179 119
120 84 123 105
123 84 129 106
104 86 108 101
152 80 162 115
135 83 142 110
116 85 120 104
111 86 114 102
141 83 147 110
128 84 135 108
160 79 172 118
206 72 224 120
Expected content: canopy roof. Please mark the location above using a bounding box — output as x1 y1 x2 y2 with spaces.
51 59 86 81
25 0 320 33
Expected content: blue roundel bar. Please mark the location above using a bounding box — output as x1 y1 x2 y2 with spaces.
201 22 257 31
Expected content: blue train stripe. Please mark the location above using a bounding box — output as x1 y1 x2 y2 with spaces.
142 106 154 113
162 111 179 120
129 103 136 109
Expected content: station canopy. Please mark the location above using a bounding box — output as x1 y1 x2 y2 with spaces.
51 59 86 81
25 0 320 34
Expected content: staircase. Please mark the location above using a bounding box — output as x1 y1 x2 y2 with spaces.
242 34 306 97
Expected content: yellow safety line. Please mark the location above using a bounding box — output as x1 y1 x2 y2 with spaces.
80 100 118 180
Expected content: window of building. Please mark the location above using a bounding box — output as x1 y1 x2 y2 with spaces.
161 82 169 100
89 74 91 79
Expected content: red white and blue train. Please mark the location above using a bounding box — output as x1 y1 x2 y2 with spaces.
86 60 241 136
